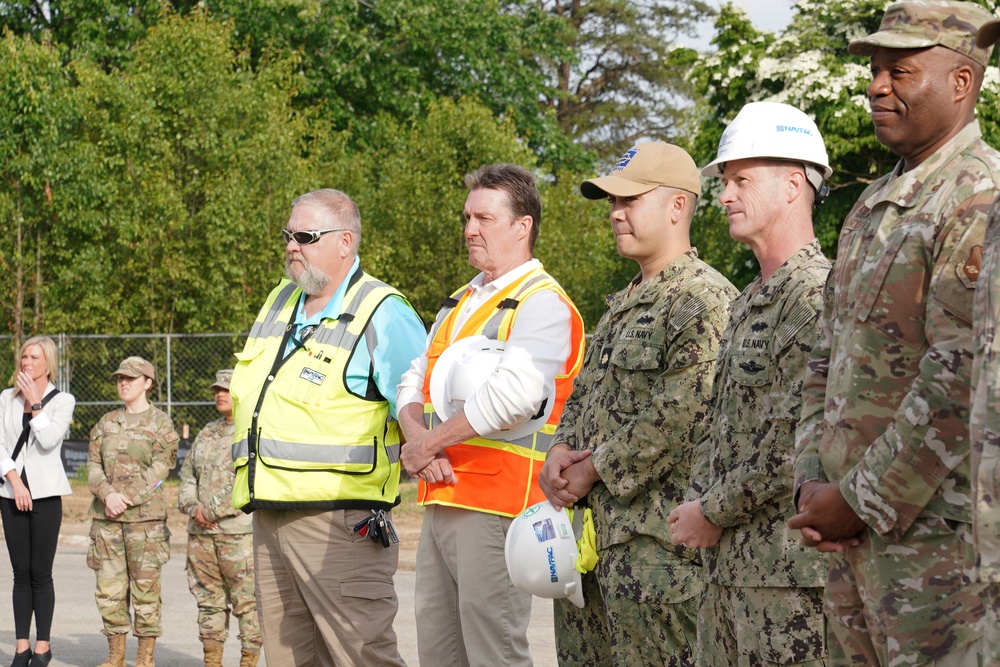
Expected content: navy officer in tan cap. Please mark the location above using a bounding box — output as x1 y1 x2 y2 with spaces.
787 1 1000 665
538 141 737 666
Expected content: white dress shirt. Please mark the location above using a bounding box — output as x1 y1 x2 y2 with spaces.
397 259 572 437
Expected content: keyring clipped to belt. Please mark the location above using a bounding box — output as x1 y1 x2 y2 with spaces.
353 509 399 548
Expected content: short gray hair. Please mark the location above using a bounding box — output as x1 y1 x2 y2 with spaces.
292 189 362 251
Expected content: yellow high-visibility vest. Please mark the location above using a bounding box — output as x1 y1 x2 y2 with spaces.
230 271 407 511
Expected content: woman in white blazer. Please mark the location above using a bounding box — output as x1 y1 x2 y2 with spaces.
0 336 76 667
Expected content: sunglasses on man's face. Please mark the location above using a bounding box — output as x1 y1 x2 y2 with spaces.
282 228 349 245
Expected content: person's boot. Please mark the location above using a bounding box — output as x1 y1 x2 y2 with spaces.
202 639 224 667
94 634 126 667
238 648 260 667
135 637 156 667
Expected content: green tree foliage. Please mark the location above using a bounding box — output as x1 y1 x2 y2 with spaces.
541 0 714 157
0 0 162 67
0 30 78 337
0 12 326 335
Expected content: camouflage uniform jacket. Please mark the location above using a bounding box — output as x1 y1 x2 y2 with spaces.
88 405 179 522
971 200 1000 584
690 240 830 588
177 418 251 535
554 249 736 555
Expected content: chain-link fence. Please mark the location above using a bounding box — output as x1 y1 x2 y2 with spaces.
1 333 247 476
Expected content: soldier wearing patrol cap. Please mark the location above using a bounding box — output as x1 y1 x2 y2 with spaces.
178 369 260 667
787 1 1000 665
538 142 737 666
969 15 1000 667
87 356 179 667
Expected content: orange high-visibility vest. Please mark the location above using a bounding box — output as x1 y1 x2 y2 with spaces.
418 266 585 517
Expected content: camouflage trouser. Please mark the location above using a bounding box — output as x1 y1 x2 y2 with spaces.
87 519 170 637
554 535 701 667
186 533 261 650
696 584 826 667
986 582 1000 667
825 519 985 667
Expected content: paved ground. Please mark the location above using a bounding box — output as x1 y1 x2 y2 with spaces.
0 539 558 666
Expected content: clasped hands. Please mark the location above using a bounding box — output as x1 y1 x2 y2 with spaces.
787 481 867 552
538 445 600 510
401 433 457 484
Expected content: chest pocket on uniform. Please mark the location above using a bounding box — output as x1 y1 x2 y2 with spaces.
724 349 773 432
854 220 927 349
607 341 662 414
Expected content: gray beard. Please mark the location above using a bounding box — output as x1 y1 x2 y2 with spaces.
285 258 331 295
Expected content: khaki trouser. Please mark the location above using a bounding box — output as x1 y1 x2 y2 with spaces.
415 505 532 667
253 508 405 667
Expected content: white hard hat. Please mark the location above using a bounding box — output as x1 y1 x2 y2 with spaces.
505 501 585 608
701 102 832 194
429 335 551 441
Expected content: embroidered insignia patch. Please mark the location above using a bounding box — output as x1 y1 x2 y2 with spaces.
963 245 983 284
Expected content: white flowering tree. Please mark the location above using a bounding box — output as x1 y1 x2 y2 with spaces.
679 0 1000 287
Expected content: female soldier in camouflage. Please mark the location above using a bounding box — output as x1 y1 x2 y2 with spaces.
178 370 260 667
86 357 179 667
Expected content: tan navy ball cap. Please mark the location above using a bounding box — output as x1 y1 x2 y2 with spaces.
111 356 155 381
580 141 702 200
849 0 994 67
210 369 233 391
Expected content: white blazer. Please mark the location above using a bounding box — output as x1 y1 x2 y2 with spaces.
0 383 75 500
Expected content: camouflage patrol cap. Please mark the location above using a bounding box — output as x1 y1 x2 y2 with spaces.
210 369 233 391
111 356 155 381
848 0 994 67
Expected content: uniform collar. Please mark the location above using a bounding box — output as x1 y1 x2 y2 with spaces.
750 239 824 306
611 248 701 307
867 120 983 211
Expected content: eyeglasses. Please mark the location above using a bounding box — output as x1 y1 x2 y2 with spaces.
282 228 349 245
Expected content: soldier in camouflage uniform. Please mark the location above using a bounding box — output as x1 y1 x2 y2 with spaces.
787 2 1000 665
970 21 1000 667
177 369 260 667
668 102 832 666
87 356 179 667
539 141 736 667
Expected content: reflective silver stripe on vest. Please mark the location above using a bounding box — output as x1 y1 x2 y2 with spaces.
481 274 552 340
423 412 554 452
311 279 389 351
233 437 400 465
249 282 299 340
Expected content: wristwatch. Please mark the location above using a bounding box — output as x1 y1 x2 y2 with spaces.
30 403 42 411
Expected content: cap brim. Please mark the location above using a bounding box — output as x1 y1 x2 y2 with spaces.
978 20 1000 48
210 384 230 391
848 34 938 56
580 176 659 200
111 371 143 380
